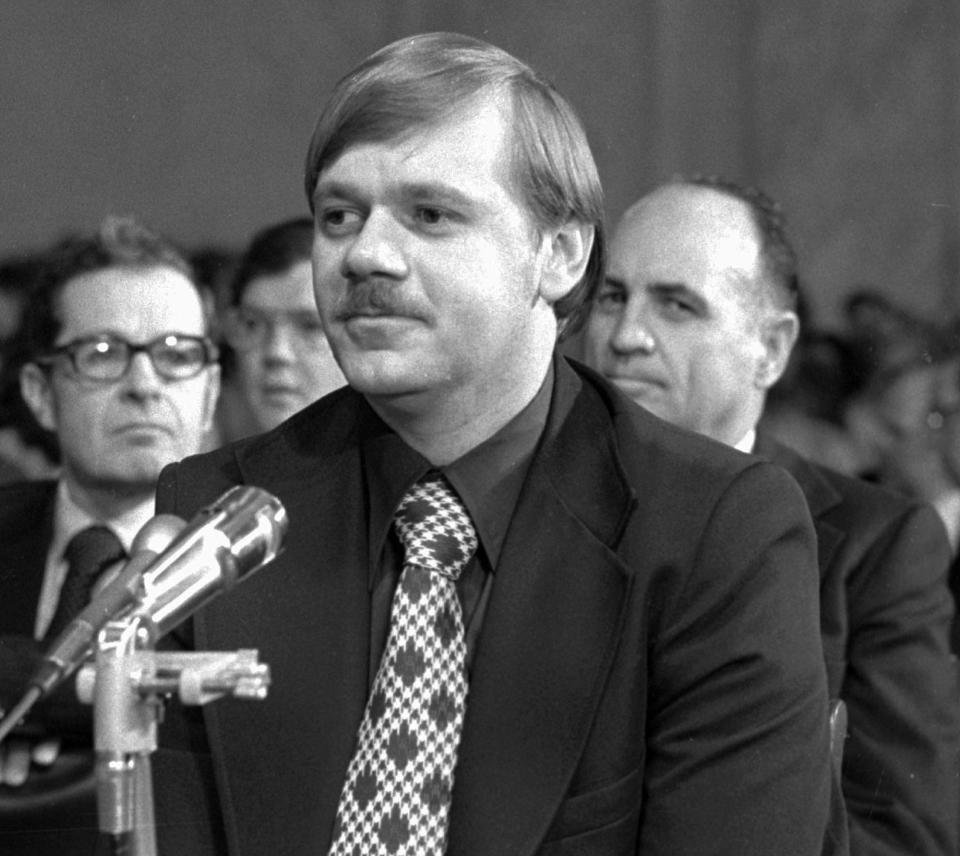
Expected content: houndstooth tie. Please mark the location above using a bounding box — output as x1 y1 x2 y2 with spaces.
329 472 478 856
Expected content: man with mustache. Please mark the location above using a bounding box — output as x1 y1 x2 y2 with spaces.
0 214 221 854
584 176 959 856
153 34 840 855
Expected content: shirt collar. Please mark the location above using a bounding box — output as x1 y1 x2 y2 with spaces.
363 361 555 583
735 428 757 454
51 479 154 562
443 361 554 568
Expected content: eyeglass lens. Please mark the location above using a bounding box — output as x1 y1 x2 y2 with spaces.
65 335 210 380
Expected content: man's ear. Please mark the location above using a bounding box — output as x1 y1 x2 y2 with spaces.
19 362 58 433
538 220 594 304
754 310 799 390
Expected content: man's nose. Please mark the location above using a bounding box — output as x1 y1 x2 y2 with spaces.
121 351 164 396
261 321 298 364
609 311 657 356
340 209 408 281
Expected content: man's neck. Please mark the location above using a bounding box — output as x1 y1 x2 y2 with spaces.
367 353 555 466
63 476 155 526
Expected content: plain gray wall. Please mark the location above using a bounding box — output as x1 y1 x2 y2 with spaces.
2 1 957 327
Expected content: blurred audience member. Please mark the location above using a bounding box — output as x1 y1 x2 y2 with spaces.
0 214 220 855
190 244 238 315
216 217 345 442
761 293 865 475
843 291 960 550
583 176 959 855
0 252 60 483
0 253 43 361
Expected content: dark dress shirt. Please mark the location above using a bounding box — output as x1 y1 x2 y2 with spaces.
365 365 554 681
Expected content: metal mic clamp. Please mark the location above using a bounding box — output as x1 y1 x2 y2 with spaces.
76 615 272 856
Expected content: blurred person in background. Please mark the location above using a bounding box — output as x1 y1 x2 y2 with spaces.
583 176 959 856
0 252 59 483
843 292 960 551
842 296 960 652
759 292 865 475
0 214 221 855
216 217 345 443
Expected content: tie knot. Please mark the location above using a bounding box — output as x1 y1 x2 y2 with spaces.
45 524 126 640
65 525 125 576
393 473 478 581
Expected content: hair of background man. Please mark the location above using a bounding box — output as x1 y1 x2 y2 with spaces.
680 174 799 313
303 31 605 339
227 217 314 307
16 214 201 362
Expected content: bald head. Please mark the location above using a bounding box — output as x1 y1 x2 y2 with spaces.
583 181 800 446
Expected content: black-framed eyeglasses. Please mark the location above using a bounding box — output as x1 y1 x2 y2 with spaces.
37 334 218 382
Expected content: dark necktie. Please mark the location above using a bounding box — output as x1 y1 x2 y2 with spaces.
329 472 478 856
45 525 125 640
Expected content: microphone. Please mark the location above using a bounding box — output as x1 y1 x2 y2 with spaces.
29 485 288 700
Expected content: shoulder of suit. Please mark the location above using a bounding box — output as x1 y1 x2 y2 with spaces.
569 359 775 489
766 434 930 529
0 478 56 529
182 386 360 468
0 478 56 509
811 457 929 523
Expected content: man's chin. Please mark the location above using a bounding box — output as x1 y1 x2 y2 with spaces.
339 360 427 400
612 383 675 421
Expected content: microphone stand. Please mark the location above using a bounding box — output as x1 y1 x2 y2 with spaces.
76 615 270 856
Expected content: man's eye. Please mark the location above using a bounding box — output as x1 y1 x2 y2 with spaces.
414 207 449 227
238 313 265 333
595 289 625 310
319 208 361 234
292 315 326 338
663 297 693 314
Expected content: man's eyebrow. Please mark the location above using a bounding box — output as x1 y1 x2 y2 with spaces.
313 177 480 211
401 182 476 208
311 179 357 205
648 281 708 313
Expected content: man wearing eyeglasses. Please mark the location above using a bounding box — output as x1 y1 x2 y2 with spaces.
0 214 220 855
217 217 345 442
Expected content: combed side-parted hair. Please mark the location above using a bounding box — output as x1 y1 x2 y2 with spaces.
18 215 200 360
304 31 605 338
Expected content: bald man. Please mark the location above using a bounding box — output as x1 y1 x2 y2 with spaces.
584 177 960 856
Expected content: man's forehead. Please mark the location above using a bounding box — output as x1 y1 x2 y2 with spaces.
314 92 513 187
613 186 761 282
58 265 204 331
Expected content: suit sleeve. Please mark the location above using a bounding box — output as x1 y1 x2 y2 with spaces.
638 461 842 856
841 502 959 856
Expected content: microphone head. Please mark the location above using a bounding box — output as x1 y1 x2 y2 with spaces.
131 514 187 556
212 486 288 580
137 485 289 636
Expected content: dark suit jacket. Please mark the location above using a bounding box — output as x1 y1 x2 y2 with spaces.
755 435 959 856
153 358 839 855
0 480 56 636
0 480 108 856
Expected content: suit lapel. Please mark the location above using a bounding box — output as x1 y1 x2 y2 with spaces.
195 411 374 856
448 362 636 856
